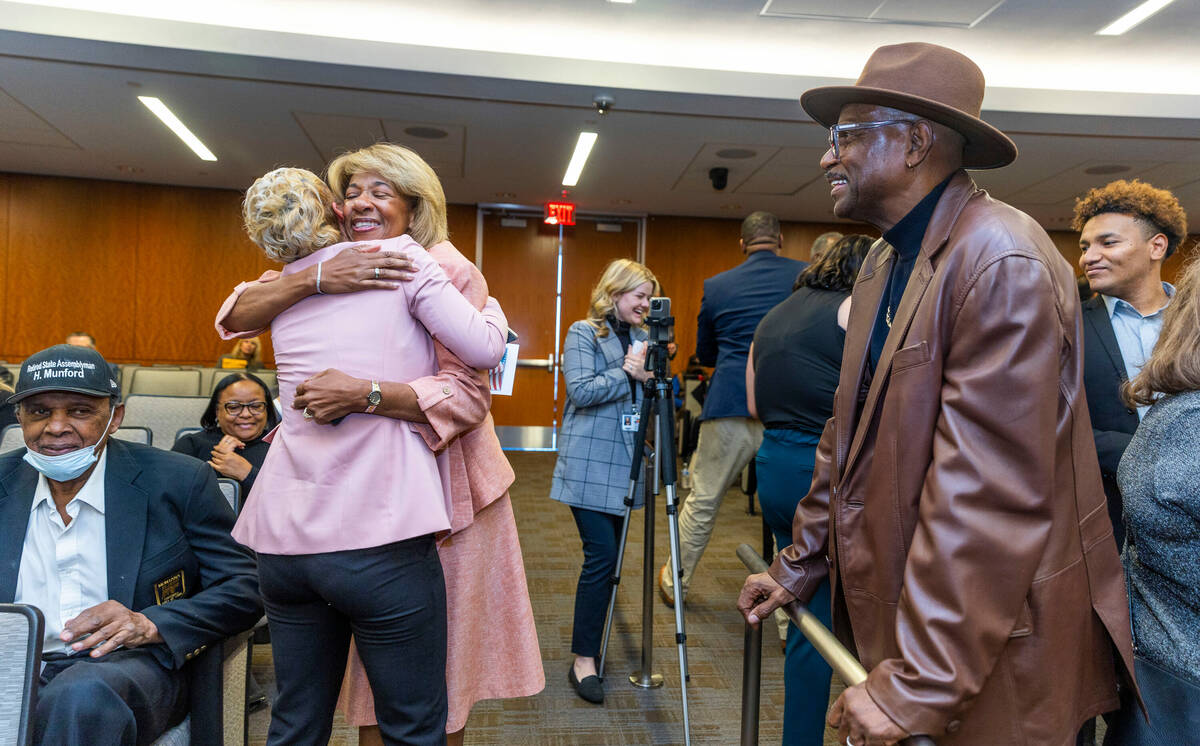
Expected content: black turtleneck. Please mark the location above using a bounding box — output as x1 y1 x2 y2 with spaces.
608 315 638 399
869 174 954 369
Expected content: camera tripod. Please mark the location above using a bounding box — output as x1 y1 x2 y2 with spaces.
596 330 692 746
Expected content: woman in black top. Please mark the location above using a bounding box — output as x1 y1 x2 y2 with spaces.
747 234 873 746
172 372 278 500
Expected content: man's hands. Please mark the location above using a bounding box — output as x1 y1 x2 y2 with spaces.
737 571 796 627
209 435 253 480
62 600 162 658
293 369 369 424
829 684 908 746
314 244 415 293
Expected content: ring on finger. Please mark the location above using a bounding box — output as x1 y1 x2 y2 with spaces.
374 267 381 280
303 408 314 420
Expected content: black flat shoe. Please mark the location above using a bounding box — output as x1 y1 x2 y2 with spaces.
568 666 605 704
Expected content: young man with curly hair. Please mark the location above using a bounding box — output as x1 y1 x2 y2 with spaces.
1073 178 1188 548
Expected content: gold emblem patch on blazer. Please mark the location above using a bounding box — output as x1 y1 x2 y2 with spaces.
154 571 186 605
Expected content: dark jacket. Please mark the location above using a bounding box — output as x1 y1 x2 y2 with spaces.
770 171 1136 744
0 438 262 669
695 250 806 421
1081 294 1139 547
172 428 271 499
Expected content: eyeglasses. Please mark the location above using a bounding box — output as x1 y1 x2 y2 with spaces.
222 401 268 416
827 119 919 159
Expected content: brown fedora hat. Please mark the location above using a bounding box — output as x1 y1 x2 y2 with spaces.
801 42 1017 169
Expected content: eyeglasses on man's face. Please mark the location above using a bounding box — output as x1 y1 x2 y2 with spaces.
827 119 919 159
222 401 268 416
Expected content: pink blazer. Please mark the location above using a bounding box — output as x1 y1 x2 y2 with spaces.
215 236 507 555
409 242 516 533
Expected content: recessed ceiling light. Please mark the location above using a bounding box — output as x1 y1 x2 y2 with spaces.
562 132 598 187
137 96 217 161
1096 0 1177 35
404 126 449 139
608 0 635 4
716 148 757 159
1083 164 1133 175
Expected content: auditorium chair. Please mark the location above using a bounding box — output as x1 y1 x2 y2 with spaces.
0 603 43 746
122 395 208 450
129 368 203 397
113 426 153 446
0 424 22 454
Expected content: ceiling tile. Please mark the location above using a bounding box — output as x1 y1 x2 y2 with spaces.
0 87 77 149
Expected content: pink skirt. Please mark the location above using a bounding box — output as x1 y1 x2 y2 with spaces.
337 493 544 732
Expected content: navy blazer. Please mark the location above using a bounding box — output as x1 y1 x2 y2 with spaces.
695 250 806 420
1081 294 1139 547
0 438 262 669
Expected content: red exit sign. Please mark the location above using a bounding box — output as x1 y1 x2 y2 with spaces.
544 201 576 226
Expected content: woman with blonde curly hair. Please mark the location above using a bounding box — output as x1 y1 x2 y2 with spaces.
218 147 543 746
550 257 659 704
218 164 509 746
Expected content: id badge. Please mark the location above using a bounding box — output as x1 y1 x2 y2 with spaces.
621 411 641 432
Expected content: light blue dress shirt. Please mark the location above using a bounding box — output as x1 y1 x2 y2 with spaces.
1102 281 1174 420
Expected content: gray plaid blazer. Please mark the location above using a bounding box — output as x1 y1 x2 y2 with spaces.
550 319 647 516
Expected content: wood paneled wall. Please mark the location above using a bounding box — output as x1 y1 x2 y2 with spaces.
2 171 1194 387
0 172 276 366
646 216 878 378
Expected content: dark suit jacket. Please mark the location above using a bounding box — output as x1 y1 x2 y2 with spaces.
1081 294 1139 547
0 438 262 669
696 250 806 420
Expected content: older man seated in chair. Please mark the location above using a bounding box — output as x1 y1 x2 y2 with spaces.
0 344 262 746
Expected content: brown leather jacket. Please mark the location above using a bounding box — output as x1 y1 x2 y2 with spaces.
769 171 1136 744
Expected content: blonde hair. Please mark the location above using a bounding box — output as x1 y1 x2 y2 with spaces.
586 259 659 338
327 143 448 248
1124 252 1200 406
229 336 263 368
243 167 342 262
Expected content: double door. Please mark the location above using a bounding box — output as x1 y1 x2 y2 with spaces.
479 210 641 446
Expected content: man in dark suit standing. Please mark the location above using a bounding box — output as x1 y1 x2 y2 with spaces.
1073 180 1187 548
0 344 262 746
659 211 806 606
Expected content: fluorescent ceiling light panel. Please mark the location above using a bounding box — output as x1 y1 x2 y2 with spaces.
562 132 598 187
137 96 217 161
608 0 636 4
1096 0 1176 35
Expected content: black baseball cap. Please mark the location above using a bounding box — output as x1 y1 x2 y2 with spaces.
6 344 120 405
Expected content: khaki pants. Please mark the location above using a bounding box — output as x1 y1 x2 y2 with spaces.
662 417 763 601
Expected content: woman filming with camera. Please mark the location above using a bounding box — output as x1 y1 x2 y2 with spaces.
551 258 659 705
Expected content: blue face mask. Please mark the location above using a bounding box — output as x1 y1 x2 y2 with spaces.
23 407 116 482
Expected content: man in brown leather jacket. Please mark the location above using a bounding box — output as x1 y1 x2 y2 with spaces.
738 43 1136 746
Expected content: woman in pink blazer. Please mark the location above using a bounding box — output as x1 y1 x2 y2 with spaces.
226 165 508 746
218 144 542 746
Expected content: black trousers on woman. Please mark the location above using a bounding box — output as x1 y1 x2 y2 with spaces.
258 534 448 746
569 506 625 658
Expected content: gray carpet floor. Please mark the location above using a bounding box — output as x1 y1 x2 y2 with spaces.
249 451 846 744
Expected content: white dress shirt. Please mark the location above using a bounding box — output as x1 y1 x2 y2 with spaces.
14 450 109 655
1102 282 1175 420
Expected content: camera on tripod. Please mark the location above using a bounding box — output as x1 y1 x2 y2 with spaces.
643 297 675 378
645 297 674 344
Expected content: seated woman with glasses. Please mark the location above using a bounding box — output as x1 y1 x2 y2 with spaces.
172 372 279 499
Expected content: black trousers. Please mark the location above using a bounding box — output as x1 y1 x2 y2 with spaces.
36 647 188 746
569 506 625 658
258 535 448 746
